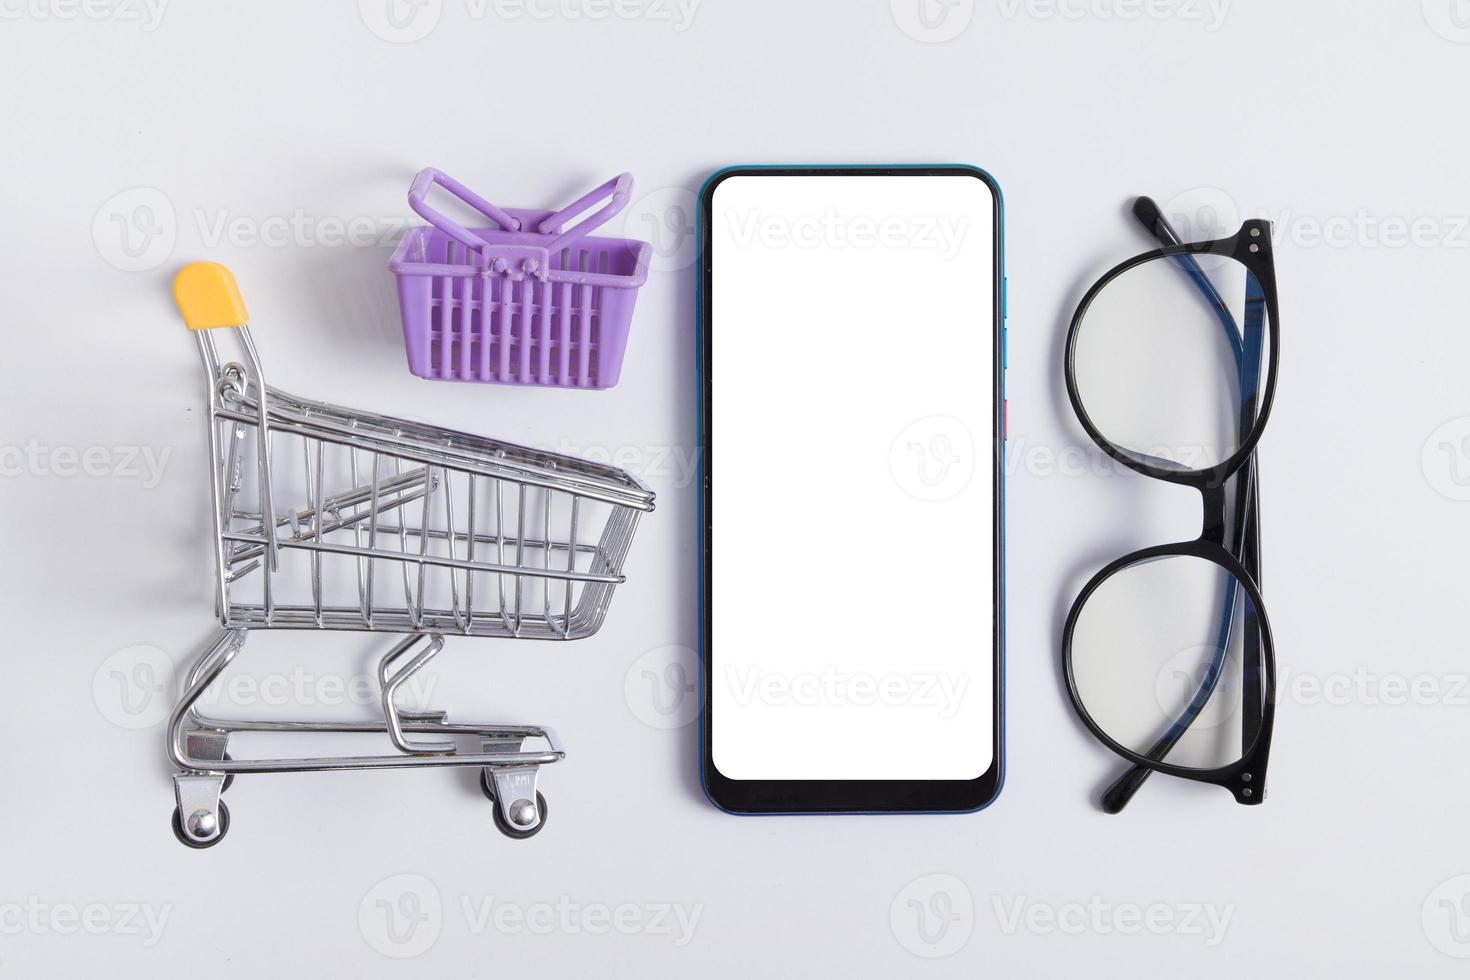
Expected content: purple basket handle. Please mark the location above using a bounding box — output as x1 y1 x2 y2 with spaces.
407 168 523 252
536 174 634 252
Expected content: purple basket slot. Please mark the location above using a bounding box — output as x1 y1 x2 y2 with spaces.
389 169 650 389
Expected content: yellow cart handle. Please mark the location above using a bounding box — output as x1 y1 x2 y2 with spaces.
174 262 248 330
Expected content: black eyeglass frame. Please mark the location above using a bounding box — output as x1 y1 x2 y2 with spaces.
1060 204 1279 812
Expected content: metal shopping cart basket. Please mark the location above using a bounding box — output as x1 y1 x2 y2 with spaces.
166 262 655 848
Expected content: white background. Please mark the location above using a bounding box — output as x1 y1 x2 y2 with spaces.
2 0 1469 975
710 174 993 781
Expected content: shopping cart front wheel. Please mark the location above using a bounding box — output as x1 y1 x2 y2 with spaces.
480 770 548 839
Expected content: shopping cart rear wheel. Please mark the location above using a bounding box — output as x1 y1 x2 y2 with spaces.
480 770 548 840
220 753 235 794
171 801 231 849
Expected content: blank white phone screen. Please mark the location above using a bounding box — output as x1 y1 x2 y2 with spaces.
710 173 995 781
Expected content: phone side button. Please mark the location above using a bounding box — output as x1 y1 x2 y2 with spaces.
1003 399 1008 441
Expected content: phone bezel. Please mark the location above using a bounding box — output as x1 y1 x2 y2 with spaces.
697 164 1005 813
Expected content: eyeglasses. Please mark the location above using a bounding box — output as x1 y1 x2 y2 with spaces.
1061 197 1278 812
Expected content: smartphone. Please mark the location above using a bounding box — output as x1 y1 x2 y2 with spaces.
697 165 1005 813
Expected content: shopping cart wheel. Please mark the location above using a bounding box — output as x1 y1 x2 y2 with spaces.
171 801 231 849
480 770 548 840
220 753 235 794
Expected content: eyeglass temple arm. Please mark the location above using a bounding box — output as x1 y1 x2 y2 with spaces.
1131 197 1244 360
1236 280 1267 754
1218 273 1267 758
1100 201 1267 814
1238 463 1264 755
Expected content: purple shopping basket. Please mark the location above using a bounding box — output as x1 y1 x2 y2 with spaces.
389 168 651 388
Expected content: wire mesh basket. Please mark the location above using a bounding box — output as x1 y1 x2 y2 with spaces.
205 357 653 637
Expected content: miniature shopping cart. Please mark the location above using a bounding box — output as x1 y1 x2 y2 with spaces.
389 168 651 388
166 262 655 848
